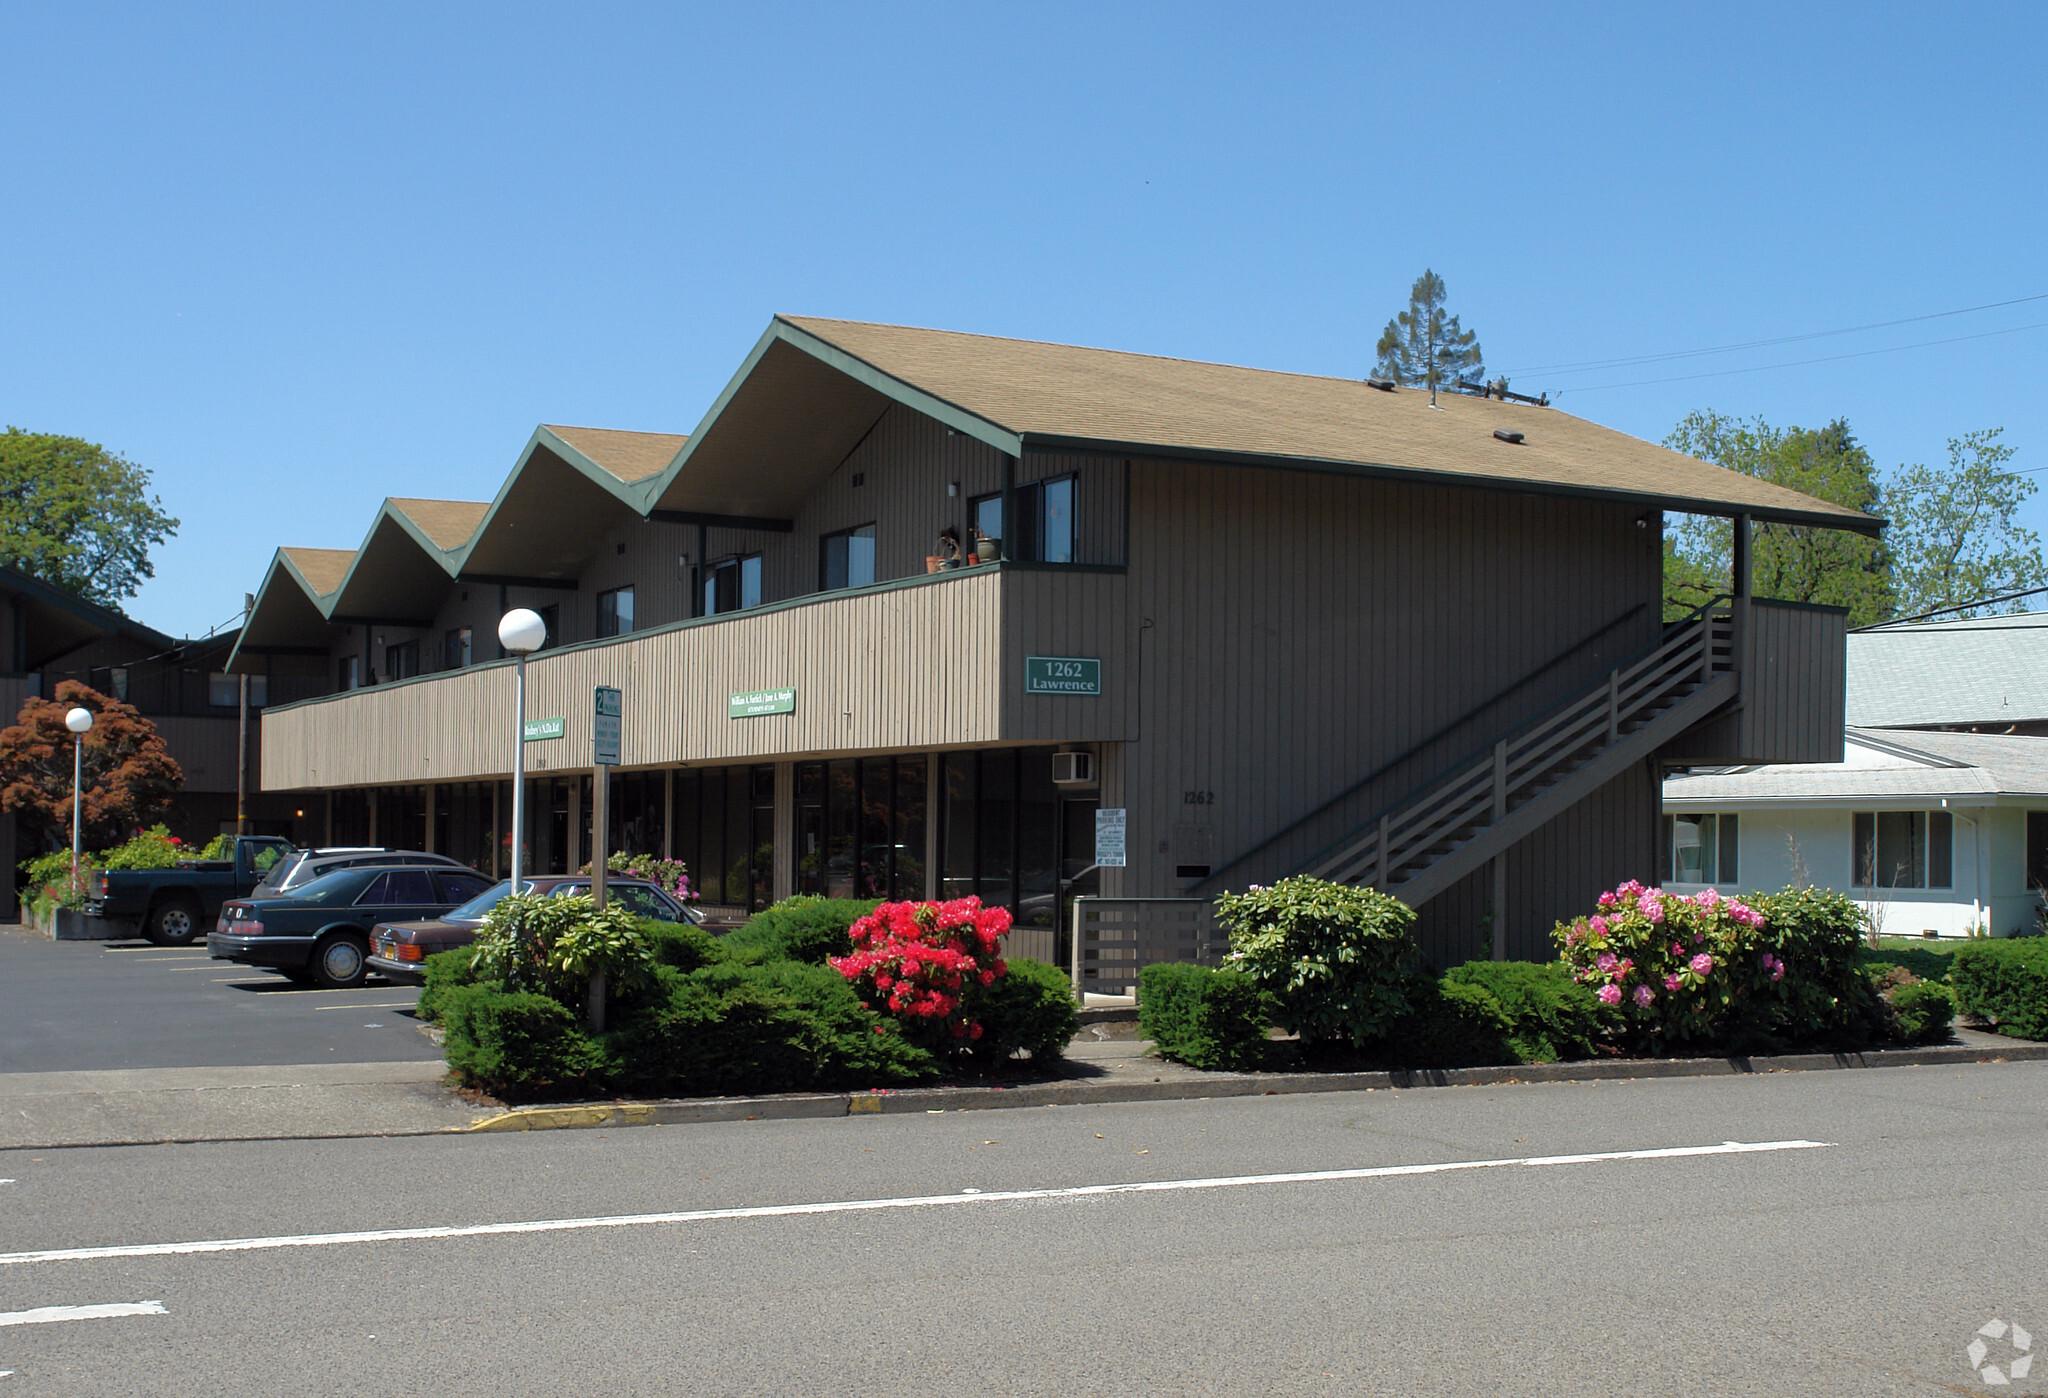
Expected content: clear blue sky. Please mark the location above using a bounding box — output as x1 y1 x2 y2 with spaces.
4 2 2043 637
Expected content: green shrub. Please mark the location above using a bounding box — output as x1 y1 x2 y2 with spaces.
1888 980 1955 1045
723 897 879 965
100 825 187 870
1865 940 1959 983
1219 876 1417 1049
1380 977 1518 1069
19 850 91 910
415 944 484 1023
195 833 235 862
440 983 610 1099
636 918 726 973
606 960 935 1098
1951 939 2048 1040
1139 962 1275 1071
1442 961 1614 1062
965 957 1078 1066
471 892 655 1004
1749 886 1883 1045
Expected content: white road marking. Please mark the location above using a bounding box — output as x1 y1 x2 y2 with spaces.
312 1002 416 1011
0 1301 166 1326
0 1139 1828 1267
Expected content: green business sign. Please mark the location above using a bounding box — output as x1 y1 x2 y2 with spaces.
523 716 565 742
1024 656 1101 695
729 688 797 718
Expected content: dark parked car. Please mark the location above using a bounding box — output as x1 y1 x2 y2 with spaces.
86 836 296 945
209 865 498 988
366 875 700 984
252 847 469 899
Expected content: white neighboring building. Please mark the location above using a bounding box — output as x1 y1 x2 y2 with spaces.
1661 728 2048 939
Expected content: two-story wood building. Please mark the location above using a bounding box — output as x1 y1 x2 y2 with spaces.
231 316 1878 964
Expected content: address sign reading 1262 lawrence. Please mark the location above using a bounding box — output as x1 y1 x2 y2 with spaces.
1023 656 1101 695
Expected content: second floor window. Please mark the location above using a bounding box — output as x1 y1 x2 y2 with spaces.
338 655 361 691
597 586 635 638
444 627 472 669
704 555 761 616
538 604 560 649
1854 810 1952 889
385 640 421 681
208 672 268 708
820 524 877 591
968 476 1077 563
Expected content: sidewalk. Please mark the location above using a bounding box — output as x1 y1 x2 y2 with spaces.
0 1060 482 1150
2 1024 2042 1151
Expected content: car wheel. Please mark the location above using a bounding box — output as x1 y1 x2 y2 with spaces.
310 934 369 989
146 896 203 946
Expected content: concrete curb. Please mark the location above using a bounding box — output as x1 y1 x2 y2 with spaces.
464 1038 2048 1134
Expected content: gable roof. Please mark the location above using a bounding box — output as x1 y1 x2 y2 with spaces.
278 547 354 598
1664 728 2048 804
543 426 688 485
639 316 1881 532
388 498 490 551
1847 611 2048 729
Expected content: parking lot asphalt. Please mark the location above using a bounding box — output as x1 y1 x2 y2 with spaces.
0 923 441 1074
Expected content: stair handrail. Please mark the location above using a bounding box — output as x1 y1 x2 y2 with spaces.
1664 593 1733 632
1302 611 1731 888
1184 602 1649 895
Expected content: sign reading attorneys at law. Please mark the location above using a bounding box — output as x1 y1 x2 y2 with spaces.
1024 656 1101 695
729 687 797 719
593 686 622 766
522 716 564 742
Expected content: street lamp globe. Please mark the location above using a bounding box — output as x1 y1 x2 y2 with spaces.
498 609 546 655
65 707 93 735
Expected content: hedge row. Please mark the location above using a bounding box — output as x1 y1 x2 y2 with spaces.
1951 938 2048 1040
426 902 1078 1101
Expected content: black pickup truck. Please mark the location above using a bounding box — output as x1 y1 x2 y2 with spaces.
85 836 297 945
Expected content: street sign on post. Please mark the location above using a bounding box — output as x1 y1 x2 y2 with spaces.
593 686 622 767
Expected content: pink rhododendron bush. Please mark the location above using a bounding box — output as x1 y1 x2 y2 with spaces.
832 897 1078 1066
1554 882 1882 1052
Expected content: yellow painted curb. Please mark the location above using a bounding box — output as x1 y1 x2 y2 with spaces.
466 1104 657 1133
847 1096 884 1114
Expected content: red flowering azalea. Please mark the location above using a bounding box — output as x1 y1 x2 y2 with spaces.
831 897 1012 1046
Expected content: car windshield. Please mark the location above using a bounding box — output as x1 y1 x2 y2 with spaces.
445 881 517 921
285 869 373 905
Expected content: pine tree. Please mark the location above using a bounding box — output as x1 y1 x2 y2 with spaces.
1373 270 1484 402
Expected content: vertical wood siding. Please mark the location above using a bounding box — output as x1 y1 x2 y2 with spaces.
1119 459 1664 899
261 568 1136 790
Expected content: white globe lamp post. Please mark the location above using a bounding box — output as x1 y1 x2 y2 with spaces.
65 707 93 881
498 609 547 894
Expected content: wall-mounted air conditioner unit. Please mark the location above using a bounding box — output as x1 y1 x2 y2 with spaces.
1051 750 1095 785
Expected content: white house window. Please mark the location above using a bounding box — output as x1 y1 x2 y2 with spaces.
1853 810 1952 889
1666 812 1738 884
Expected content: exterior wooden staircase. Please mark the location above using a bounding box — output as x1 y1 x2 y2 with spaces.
1297 609 1738 907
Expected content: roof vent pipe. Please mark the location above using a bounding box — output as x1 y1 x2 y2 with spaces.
1366 378 1396 392
1493 430 1525 445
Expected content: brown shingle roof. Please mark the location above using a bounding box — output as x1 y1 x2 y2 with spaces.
280 547 355 597
777 316 1879 531
545 425 688 485
387 498 490 551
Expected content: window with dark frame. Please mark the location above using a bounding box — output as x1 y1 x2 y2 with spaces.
819 524 877 591
1852 809 1953 889
597 586 635 638
968 476 1077 563
385 640 421 681
703 555 762 615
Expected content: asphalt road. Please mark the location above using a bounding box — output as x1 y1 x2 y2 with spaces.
0 926 436 1073
0 1058 2041 1395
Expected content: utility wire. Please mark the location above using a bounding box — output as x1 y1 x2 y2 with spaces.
1505 291 2048 377
1550 318 2048 396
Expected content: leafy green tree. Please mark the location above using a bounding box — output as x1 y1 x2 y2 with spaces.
1884 428 2046 619
0 429 180 605
1373 270 1484 399
1662 412 1894 625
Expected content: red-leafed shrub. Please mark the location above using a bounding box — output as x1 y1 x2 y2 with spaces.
831 898 1012 1048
